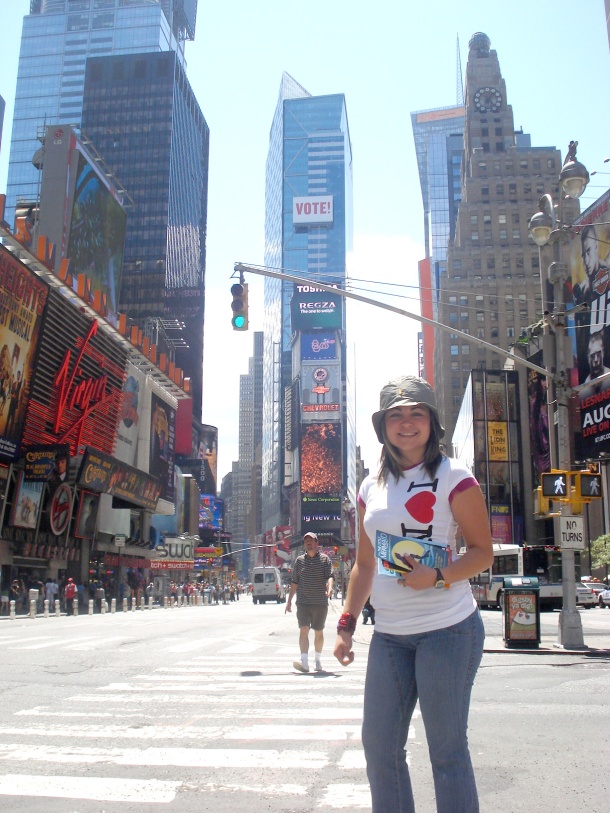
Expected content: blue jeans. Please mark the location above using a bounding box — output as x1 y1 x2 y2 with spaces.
362 610 484 813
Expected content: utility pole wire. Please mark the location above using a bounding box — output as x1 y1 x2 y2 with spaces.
235 262 551 380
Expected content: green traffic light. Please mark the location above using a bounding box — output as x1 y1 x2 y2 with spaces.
233 314 246 329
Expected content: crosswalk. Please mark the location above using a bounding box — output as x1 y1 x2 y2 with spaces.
0 621 391 810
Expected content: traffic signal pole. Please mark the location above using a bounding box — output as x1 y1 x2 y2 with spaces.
236 257 589 649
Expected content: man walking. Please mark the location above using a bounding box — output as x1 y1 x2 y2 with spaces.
286 532 334 673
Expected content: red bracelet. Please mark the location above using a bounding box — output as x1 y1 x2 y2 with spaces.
337 612 357 634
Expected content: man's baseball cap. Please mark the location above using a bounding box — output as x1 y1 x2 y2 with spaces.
372 375 445 443
303 532 318 541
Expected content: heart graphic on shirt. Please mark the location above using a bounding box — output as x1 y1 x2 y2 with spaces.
405 492 436 524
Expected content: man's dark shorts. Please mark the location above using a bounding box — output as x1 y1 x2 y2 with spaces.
296 603 328 631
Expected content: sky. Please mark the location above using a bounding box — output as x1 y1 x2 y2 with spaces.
0 0 609 483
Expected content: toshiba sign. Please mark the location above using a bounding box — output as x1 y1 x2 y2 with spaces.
293 196 333 226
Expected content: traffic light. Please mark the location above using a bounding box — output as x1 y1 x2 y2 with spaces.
334 546 338 555
541 471 568 499
231 282 248 330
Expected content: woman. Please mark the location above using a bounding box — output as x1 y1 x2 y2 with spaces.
334 375 493 813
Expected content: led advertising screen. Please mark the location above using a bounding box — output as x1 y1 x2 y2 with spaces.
0 245 48 460
37 125 126 325
199 494 223 531
291 284 343 331
301 359 341 423
149 391 176 503
300 422 342 495
301 332 337 360
301 495 341 534
565 190 610 459
66 151 127 317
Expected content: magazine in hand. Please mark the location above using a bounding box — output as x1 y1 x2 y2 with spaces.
375 530 452 577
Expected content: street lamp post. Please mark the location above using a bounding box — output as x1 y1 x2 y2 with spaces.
528 141 590 650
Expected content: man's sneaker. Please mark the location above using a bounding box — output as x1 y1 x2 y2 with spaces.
314 661 323 672
293 660 309 673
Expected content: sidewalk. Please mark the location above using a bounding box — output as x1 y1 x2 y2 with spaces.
482 610 610 656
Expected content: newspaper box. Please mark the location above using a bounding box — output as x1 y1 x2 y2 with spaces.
502 577 540 649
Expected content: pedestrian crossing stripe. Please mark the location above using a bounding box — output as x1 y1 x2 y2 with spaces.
0 774 181 803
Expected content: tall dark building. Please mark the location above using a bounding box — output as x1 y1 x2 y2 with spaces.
82 51 209 415
435 32 565 444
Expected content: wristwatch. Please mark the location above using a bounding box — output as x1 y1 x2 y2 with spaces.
434 568 446 589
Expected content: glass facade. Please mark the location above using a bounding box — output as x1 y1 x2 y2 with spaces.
5 0 186 223
411 106 465 263
262 74 353 531
81 51 209 414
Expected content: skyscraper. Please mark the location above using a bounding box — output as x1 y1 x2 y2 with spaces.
5 1 207 415
435 32 565 443
411 105 465 264
6 0 196 222
81 51 209 414
262 73 354 538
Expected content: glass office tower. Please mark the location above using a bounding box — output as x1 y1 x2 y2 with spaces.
262 73 353 534
5 0 195 222
81 51 209 415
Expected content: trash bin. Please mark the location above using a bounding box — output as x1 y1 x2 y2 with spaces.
502 577 540 649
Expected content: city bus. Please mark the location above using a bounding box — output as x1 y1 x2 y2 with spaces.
471 543 581 610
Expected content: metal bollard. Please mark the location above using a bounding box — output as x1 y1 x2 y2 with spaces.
122 598 128 613
44 599 49 618
148 597 153 610
101 599 106 614
88 599 94 615
55 599 61 617
29 599 37 619
111 598 116 614
131 597 136 612
163 596 168 608
73 600 78 617
9 599 16 619
140 596 145 611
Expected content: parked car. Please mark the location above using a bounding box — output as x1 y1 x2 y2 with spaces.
598 585 610 609
575 583 596 608
581 579 607 602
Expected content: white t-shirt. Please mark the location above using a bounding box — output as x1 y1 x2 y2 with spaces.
359 456 479 635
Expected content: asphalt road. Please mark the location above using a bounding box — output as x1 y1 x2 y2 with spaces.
0 599 608 812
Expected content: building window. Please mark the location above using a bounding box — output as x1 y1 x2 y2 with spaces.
449 295 457 305
487 258 495 269
451 345 459 356
483 214 492 224
477 311 485 322
461 311 469 323
507 327 515 337
460 296 468 306
462 345 470 355
471 232 479 241
450 312 458 324
495 128 503 136
471 215 478 224
498 214 507 224
499 229 507 240
481 186 489 197
496 184 504 195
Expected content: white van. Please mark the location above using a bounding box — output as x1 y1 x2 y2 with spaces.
252 566 286 604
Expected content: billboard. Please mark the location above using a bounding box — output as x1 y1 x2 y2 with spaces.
293 195 333 226
115 361 147 467
199 494 223 531
150 391 176 503
291 284 343 331
301 495 341 534
301 359 341 422
20 290 126 457
37 125 126 324
301 332 337 360
300 422 342 495
0 245 48 460
566 190 610 459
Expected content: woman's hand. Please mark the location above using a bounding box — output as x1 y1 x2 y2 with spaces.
396 557 436 590
334 631 355 666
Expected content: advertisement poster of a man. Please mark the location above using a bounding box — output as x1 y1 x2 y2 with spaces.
149 392 175 502
75 491 99 539
0 248 48 460
567 190 610 458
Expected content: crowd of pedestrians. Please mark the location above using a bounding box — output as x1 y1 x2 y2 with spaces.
0 575 249 616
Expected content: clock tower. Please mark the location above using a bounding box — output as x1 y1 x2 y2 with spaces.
463 32 514 181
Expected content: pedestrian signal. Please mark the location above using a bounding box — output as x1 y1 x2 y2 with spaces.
577 473 602 499
541 472 568 498
231 282 249 330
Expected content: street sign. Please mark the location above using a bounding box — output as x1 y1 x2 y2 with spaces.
214 546 223 557
558 516 585 550
114 534 127 548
